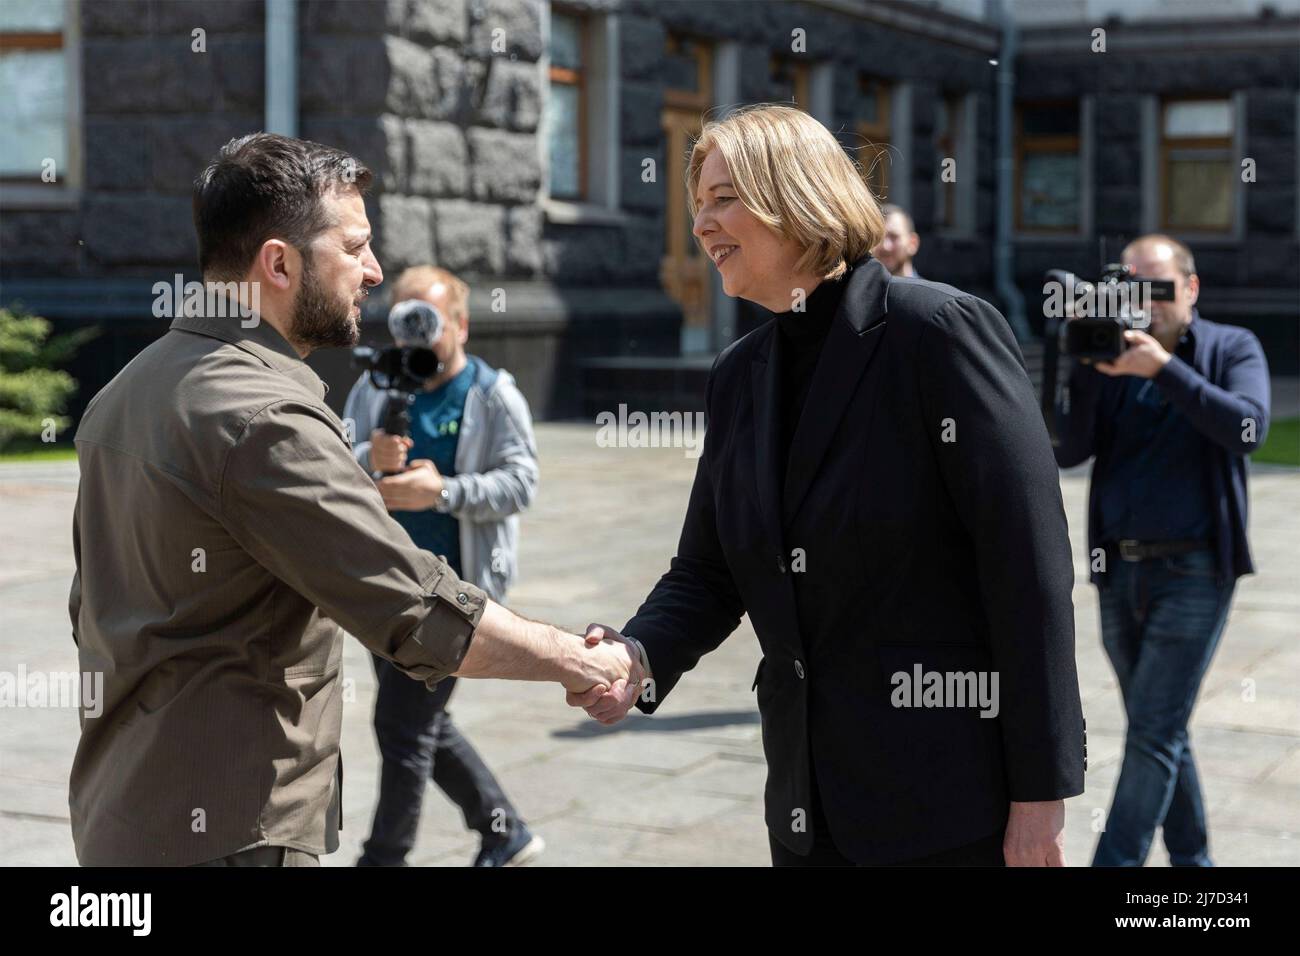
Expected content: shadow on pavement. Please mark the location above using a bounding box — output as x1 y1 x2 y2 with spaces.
552 709 760 738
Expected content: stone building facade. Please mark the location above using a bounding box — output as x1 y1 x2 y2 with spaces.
1 0 1296 425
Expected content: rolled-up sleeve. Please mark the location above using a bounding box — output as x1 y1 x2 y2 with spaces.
220 399 487 684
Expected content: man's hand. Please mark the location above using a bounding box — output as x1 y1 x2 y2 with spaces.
564 628 640 702
1003 799 1066 867
1094 329 1171 379
566 624 646 724
370 428 414 473
376 459 445 511
454 601 639 698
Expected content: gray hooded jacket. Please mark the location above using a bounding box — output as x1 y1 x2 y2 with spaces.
343 355 539 601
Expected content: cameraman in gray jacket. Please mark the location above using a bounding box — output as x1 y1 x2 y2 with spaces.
344 265 543 867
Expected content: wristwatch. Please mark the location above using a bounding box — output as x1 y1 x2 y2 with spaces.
433 486 451 512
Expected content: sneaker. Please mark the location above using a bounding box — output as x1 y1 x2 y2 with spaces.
473 825 545 867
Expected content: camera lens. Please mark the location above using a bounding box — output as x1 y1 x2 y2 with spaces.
404 347 439 380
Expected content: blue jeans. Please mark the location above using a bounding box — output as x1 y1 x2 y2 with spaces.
1092 549 1234 867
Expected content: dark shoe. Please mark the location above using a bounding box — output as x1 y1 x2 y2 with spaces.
473 825 545 867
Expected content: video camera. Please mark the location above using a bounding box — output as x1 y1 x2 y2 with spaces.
351 299 446 464
1039 262 1177 445
1044 263 1177 363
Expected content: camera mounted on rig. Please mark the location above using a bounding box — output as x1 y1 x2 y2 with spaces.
350 299 447 462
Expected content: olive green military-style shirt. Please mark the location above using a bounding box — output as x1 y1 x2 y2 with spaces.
68 311 487 866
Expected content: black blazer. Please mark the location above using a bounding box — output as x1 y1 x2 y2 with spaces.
627 257 1086 864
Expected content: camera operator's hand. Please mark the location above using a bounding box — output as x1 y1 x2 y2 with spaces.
376 459 445 512
370 429 414 473
1095 329 1171 380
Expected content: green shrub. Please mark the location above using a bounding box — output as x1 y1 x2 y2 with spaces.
0 306 99 451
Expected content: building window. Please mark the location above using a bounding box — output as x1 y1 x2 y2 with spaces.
767 54 810 110
663 34 712 260
662 33 714 353
0 0 69 183
933 93 965 230
664 32 709 102
856 74 892 200
546 9 586 201
1160 98 1235 232
1016 101 1081 232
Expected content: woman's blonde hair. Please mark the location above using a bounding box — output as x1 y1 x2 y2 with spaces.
686 104 885 280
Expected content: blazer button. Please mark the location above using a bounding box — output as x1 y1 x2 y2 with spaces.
794 659 805 679
456 592 469 606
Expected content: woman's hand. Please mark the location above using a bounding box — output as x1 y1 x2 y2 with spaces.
566 624 647 724
1003 799 1066 866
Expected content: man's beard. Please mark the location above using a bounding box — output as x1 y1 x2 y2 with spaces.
290 261 362 351
1147 308 1185 341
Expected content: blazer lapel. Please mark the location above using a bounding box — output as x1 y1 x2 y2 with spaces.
751 324 785 553
782 257 891 527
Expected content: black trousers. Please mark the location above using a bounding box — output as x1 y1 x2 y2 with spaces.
769 768 1006 867
358 653 522 866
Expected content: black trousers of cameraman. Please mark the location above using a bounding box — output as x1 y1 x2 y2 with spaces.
358 653 523 866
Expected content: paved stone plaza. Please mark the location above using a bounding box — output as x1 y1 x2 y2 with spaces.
1 423 1297 866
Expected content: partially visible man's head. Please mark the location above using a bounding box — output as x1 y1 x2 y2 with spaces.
1121 233 1199 342
192 133 382 354
872 204 919 277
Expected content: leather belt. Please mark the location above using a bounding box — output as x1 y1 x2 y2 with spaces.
1110 539 1211 562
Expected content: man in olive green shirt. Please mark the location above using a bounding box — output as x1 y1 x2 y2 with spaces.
68 134 637 866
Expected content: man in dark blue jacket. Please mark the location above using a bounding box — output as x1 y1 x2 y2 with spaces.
1054 234 1271 867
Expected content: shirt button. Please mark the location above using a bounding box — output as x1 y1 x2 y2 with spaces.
794 659 805 679
456 592 469 606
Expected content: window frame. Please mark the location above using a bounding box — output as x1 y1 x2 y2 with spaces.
768 53 811 111
546 7 588 203
663 31 711 112
0 0 82 208
934 92 962 231
856 73 893 201
1158 95 1237 235
1014 100 1083 235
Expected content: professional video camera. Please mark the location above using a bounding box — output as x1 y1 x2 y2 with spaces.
1039 262 1176 445
351 299 446 472
1044 263 1176 362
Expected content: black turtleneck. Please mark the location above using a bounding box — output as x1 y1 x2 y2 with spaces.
775 269 849 482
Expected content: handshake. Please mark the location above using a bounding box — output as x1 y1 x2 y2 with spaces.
455 603 648 725
564 624 649 725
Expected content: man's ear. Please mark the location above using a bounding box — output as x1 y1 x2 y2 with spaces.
908 233 920 257
1185 274 1200 308
456 314 469 346
253 239 295 294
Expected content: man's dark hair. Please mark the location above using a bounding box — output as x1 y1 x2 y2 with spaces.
880 204 916 235
193 133 373 280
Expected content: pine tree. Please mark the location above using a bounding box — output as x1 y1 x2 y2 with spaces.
0 307 98 452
